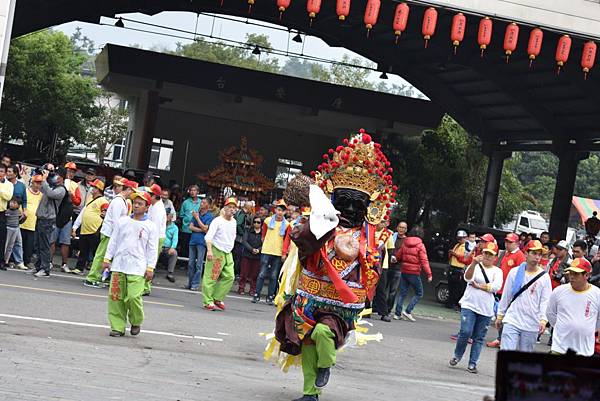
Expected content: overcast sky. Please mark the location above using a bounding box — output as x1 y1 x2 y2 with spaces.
54 11 423 96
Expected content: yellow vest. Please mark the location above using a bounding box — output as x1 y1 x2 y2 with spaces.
261 216 287 256
450 243 467 268
20 189 42 231
81 196 109 235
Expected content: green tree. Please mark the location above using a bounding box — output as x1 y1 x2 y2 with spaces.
83 91 129 164
0 30 99 159
174 34 280 73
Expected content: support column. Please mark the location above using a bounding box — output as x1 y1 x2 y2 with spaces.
481 150 511 227
549 151 589 240
125 90 160 170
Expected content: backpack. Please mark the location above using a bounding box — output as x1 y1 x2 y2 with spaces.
54 185 73 228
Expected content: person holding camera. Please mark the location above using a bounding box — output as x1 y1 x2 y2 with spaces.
33 168 66 277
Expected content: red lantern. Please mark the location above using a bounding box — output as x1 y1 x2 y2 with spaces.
277 0 291 20
450 13 466 54
336 0 351 21
247 0 255 14
478 17 493 58
527 28 543 68
555 34 572 75
364 0 380 38
393 3 410 44
422 7 438 48
581 41 597 80
307 0 322 26
503 22 519 63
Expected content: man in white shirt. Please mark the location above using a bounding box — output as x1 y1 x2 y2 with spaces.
103 190 158 337
547 257 600 356
496 240 552 352
202 197 238 311
143 184 166 296
84 178 136 288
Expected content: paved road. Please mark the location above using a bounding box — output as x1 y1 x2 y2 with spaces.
0 267 530 401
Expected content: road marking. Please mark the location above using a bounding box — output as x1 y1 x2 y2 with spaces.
0 313 223 342
0 283 184 308
217 332 230 336
5 268 251 301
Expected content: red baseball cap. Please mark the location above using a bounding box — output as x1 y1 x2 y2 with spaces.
480 233 496 243
123 179 139 190
505 233 519 243
147 183 162 197
565 257 592 274
131 190 152 205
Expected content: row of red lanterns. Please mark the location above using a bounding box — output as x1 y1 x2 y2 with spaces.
223 1 597 79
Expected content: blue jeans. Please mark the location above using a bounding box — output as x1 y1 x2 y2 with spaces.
395 274 424 315
454 308 492 366
255 254 282 298
188 244 206 290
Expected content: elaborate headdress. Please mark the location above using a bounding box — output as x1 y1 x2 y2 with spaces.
311 129 397 223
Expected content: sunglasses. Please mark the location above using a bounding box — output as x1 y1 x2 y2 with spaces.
253 221 261 224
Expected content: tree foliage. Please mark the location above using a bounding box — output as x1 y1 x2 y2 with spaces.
0 30 99 160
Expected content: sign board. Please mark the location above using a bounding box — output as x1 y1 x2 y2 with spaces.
423 0 600 38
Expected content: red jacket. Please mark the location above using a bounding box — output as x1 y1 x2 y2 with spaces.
395 237 432 279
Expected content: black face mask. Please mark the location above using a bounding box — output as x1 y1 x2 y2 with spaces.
332 189 370 229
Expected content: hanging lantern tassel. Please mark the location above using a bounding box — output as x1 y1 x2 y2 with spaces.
478 17 493 58
581 41 597 80
527 28 544 68
277 0 291 21
364 0 381 38
422 7 438 48
503 22 519 63
450 13 466 55
393 3 410 45
307 0 322 27
220 0 224 6
555 35 571 75
247 0 254 14
336 0 351 22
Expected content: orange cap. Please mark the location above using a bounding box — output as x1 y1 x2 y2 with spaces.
64 162 77 170
274 199 287 208
131 190 152 205
505 233 519 243
525 240 543 252
90 179 105 192
480 233 496 243
482 242 499 255
224 197 238 207
565 257 592 274
147 183 162 197
300 206 311 216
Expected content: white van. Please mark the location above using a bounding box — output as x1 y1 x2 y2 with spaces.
502 210 549 237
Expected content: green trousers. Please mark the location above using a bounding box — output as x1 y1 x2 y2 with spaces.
301 323 337 396
201 246 234 305
143 238 164 295
86 234 109 283
107 272 145 333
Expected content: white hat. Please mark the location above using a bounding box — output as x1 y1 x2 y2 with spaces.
556 240 569 250
456 230 468 238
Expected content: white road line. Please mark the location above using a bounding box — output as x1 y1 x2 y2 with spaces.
217 332 230 336
5 268 251 301
0 313 223 342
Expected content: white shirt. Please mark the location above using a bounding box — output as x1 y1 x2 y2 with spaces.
498 265 552 332
547 284 600 356
148 200 167 239
100 195 128 238
105 215 158 276
460 264 503 317
205 215 236 253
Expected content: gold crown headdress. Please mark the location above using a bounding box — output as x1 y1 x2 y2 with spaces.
311 129 397 223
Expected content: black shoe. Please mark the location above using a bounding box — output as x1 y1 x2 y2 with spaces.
0 264 6 271
467 364 478 374
292 395 318 401
251 294 260 303
166 274 175 283
381 314 392 322
314 367 330 389
109 330 124 337
130 325 141 336
266 297 274 306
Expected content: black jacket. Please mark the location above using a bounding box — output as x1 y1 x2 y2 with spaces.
242 229 263 260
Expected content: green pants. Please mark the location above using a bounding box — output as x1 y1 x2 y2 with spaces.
143 238 164 295
201 246 234 305
301 323 337 396
107 272 145 333
86 234 109 283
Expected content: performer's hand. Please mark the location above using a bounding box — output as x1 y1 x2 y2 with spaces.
474 255 484 264
102 261 111 270
281 254 287 262
495 319 503 330
167 248 176 256
427 277 433 283
71 230 76 239
538 322 546 335
145 269 154 282
206 252 214 261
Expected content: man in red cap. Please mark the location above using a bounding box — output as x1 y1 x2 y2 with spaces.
487 232 526 348
84 179 136 288
496 240 552 352
103 190 158 337
143 184 166 296
547 257 600 356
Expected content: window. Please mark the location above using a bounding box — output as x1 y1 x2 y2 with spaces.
275 159 303 189
519 217 529 228
149 137 174 171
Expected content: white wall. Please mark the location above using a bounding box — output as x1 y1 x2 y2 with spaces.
426 0 600 37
